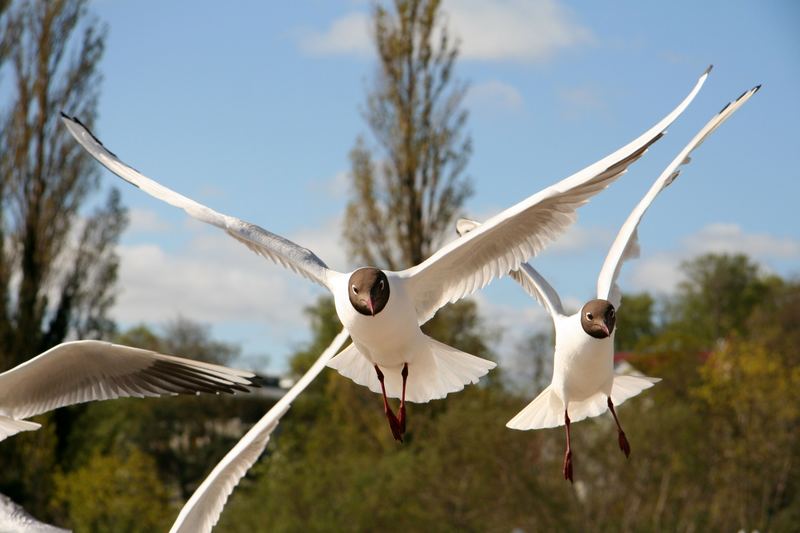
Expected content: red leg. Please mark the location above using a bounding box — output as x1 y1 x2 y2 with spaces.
375 365 403 442
563 409 573 483
607 397 631 458
398 363 408 435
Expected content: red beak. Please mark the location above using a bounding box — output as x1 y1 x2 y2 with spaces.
600 323 610 337
367 298 375 316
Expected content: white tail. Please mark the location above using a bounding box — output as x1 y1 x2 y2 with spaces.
0 415 41 441
327 336 495 403
507 374 660 430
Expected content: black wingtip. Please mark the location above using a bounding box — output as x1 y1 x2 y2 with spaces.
59 110 69 119
754 84 762 93
703 64 713 76
719 101 732 114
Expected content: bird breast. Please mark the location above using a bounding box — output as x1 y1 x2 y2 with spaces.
552 313 615 402
332 273 423 365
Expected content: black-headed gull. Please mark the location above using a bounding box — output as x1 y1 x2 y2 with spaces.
0 340 261 441
61 68 707 441
457 83 759 482
168 329 350 533
0 492 70 532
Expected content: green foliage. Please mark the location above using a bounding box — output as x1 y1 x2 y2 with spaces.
668 253 776 347
615 292 657 351
52 448 172 532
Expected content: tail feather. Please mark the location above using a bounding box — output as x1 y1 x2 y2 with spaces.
327 336 495 403
506 385 563 430
610 374 661 405
0 415 41 442
507 373 660 431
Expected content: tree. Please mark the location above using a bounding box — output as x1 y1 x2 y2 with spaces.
344 0 471 270
0 0 126 518
667 253 774 347
0 0 125 365
615 292 657 351
52 449 172 532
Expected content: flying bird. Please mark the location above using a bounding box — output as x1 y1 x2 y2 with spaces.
61 68 708 441
0 492 70 532
0 340 261 441
169 328 350 533
457 83 759 482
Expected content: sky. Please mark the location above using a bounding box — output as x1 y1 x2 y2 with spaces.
81 0 800 374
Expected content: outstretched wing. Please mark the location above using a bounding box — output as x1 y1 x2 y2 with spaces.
60 114 334 289
0 492 70 532
596 84 760 308
456 218 564 318
168 329 350 533
0 341 260 423
403 67 711 324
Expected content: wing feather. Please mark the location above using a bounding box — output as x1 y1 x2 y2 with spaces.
60 114 334 289
456 219 564 317
169 329 350 533
596 84 760 308
0 341 261 421
403 68 711 324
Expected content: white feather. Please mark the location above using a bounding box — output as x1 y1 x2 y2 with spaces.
0 341 260 441
169 329 350 533
403 67 710 324
596 84 761 308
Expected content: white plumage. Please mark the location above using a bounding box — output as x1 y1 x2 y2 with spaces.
0 493 70 532
169 328 351 533
61 68 707 410
0 340 260 441
458 81 759 480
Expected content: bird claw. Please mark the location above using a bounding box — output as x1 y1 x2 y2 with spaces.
385 409 403 443
563 450 573 483
618 431 631 458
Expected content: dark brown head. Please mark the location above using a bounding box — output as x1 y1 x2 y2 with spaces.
348 268 390 317
580 299 616 339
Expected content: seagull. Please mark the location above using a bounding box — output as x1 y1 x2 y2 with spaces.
61 67 708 441
168 328 350 533
457 83 760 482
0 340 262 441
0 492 70 532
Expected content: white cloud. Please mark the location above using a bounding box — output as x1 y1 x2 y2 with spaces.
127 208 171 234
297 12 372 57
628 223 800 294
298 0 592 62
445 0 592 62
112 217 348 334
684 223 800 259
465 80 524 111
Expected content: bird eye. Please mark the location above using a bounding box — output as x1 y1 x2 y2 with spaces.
586 312 593 320
352 285 359 294
379 279 385 290
609 309 615 318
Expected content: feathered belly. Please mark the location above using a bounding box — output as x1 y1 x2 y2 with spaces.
554 336 614 402
334 286 423 368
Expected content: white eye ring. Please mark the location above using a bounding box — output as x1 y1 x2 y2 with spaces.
379 279 385 290
352 285 359 294
586 312 593 320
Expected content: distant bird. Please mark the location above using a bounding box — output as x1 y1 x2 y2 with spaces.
0 492 70 532
457 83 759 482
61 68 707 441
169 329 350 533
0 340 261 441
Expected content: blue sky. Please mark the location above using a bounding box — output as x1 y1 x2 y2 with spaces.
84 0 799 373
